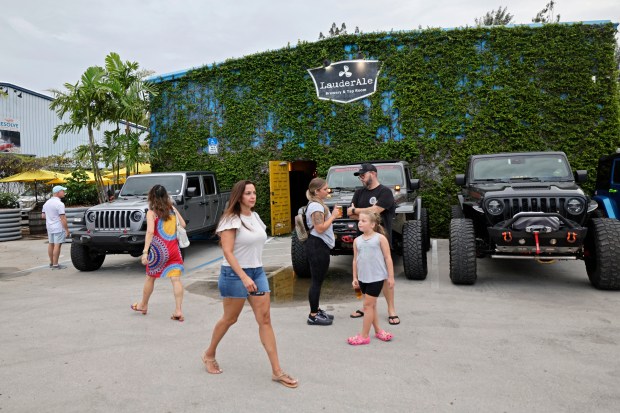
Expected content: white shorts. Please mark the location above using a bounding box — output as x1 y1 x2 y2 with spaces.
48 231 66 244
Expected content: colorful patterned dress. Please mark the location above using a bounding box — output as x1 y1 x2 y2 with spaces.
146 212 184 278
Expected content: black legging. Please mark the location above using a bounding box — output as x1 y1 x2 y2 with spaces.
305 235 331 314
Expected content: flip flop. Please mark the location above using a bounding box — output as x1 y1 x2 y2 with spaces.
350 310 364 318
171 314 185 322
388 316 400 325
272 372 298 388
131 303 147 315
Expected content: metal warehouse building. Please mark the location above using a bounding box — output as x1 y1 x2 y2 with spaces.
0 82 145 158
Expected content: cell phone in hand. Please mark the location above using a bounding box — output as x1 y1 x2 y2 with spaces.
249 291 266 296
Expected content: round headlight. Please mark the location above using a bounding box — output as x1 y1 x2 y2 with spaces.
486 199 504 215
566 198 585 215
130 211 143 222
86 211 96 222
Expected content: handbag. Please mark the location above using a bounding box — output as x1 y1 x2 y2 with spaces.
175 211 190 248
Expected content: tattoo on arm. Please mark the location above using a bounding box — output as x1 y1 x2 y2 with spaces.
312 212 324 227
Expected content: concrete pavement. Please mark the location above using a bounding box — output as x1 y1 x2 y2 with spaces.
1 236 620 412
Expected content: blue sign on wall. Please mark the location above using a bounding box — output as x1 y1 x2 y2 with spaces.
208 138 218 146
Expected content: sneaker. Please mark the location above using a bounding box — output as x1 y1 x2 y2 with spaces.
317 309 334 320
307 313 333 326
51 264 67 270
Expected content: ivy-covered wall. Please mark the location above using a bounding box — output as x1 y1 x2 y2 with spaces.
150 22 620 237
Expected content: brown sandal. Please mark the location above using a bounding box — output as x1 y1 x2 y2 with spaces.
201 352 222 374
272 371 298 388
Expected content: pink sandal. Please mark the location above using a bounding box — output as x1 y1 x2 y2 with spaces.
347 334 370 345
375 330 393 342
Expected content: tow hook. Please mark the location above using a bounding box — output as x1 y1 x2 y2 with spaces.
341 235 354 243
502 231 512 242
567 232 577 243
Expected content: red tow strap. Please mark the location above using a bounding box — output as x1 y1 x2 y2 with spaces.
534 232 540 254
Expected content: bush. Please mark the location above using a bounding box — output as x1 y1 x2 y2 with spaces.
63 170 98 207
0 192 19 209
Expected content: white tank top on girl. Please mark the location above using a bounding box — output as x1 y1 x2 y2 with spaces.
354 233 388 283
216 212 267 268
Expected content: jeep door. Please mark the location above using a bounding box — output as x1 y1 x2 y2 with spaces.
202 174 220 228
183 176 207 232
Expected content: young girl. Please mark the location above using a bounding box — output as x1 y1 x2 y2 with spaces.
348 211 394 345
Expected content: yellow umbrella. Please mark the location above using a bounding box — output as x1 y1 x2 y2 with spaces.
46 172 72 184
0 169 61 183
48 171 112 185
0 169 65 203
103 163 151 179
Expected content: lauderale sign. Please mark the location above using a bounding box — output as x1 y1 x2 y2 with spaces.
308 60 381 103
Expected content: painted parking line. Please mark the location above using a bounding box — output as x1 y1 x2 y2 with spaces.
431 239 439 289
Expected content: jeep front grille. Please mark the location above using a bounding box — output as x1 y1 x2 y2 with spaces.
93 210 132 231
503 197 566 216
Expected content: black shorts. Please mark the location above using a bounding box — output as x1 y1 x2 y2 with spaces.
359 280 384 297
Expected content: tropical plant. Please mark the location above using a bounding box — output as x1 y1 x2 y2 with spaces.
49 66 110 203
0 192 19 208
532 1 560 23
475 6 514 26
104 52 157 179
63 169 98 207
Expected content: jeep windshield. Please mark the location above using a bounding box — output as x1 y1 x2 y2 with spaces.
327 165 405 190
120 176 184 197
471 155 572 182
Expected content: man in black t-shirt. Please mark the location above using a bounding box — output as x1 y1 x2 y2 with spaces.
346 163 400 326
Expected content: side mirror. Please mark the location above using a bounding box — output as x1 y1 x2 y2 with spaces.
114 190 120 198
455 174 466 186
574 170 588 183
409 179 420 190
185 187 197 197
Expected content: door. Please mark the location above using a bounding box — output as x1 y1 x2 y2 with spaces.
202 174 219 227
269 161 291 235
184 176 207 231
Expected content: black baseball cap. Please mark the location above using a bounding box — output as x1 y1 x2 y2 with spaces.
354 163 378 176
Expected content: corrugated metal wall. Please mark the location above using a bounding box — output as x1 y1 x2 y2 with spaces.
0 83 145 158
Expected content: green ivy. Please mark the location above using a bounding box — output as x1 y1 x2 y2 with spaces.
150 23 620 237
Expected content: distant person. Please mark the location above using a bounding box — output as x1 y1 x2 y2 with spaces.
304 177 342 326
41 185 70 270
107 189 115 202
131 184 186 321
202 180 298 389
348 211 394 345
347 163 400 325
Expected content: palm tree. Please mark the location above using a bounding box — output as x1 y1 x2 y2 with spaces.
105 52 158 179
49 66 111 203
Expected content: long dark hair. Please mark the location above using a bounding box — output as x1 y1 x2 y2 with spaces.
148 184 173 221
219 180 255 229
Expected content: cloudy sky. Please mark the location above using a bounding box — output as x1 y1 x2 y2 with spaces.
2 0 618 94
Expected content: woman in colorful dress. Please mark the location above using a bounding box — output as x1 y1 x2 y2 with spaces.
131 184 186 321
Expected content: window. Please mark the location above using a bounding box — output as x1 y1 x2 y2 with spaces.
203 175 216 195
186 176 202 196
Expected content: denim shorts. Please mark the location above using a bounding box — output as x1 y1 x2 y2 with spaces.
218 266 270 298
48 231 66 244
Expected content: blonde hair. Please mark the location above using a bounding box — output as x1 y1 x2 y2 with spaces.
306 177 328 214
358 210 386 236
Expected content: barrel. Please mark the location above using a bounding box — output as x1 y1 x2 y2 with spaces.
0 209 22 241
28 210 47 235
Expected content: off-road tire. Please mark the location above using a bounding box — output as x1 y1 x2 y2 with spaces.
449 218 477 285
451 205 464 219
420 207 431 252
71 243 106 271
291 231 311 278
402 220 427 280
584 218 620 290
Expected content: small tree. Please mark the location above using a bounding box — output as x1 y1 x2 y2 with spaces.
532 1 560 23
475 6 514 26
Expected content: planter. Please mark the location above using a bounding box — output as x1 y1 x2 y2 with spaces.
0 208 22 241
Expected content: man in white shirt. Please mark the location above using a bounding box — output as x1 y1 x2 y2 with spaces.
42 185 70 270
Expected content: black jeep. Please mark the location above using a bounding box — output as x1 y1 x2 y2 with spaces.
450 151 620 290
